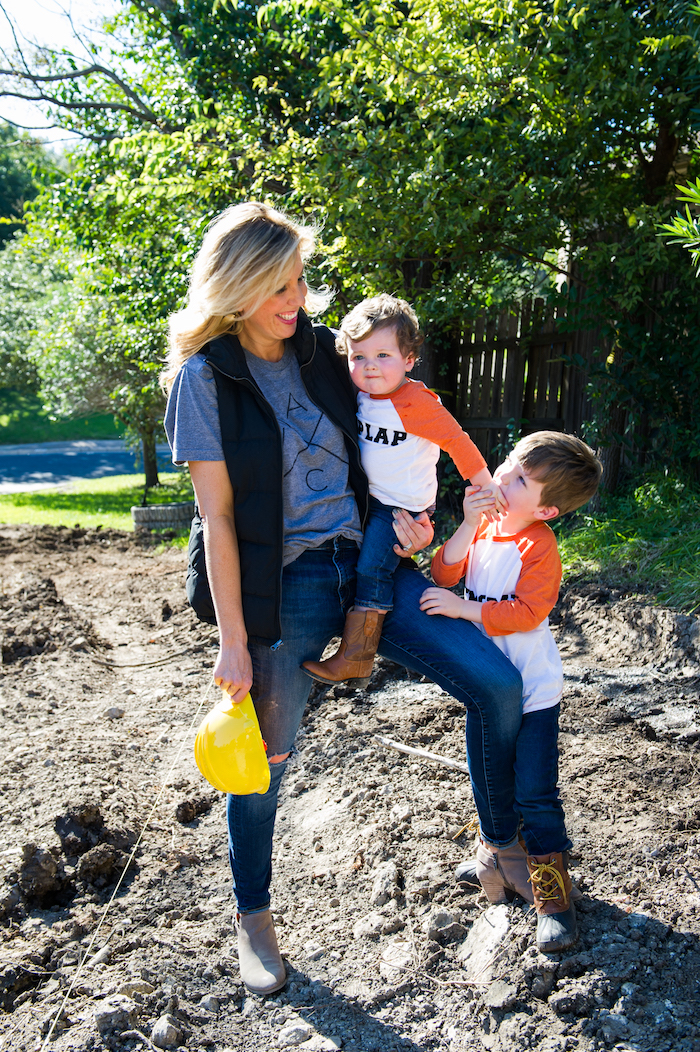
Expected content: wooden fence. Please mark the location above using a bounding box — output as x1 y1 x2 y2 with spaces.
416 299 602 468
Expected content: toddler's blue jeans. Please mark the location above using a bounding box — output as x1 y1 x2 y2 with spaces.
355 495 426 611
226 538 523 913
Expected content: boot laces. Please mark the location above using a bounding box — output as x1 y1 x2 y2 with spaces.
528 860 566 903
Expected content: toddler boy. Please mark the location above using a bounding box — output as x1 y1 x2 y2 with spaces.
302 293 503 687
420 431 601 951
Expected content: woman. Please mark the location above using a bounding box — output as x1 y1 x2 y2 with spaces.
163 202 523 996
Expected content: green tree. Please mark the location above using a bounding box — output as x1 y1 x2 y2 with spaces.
34 286 167 488
0 122 53 243
4 0 700 485
27 199 188 486
0 229 70 389
0 224 167 484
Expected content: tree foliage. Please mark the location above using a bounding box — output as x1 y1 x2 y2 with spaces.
0 121 56 243
0 224 168 485
660 176 700 269
0 229 71 388
2 0 700 484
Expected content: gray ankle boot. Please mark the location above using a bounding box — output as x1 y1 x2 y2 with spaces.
456 840 584 909
476 838 535 903
237 909 286 995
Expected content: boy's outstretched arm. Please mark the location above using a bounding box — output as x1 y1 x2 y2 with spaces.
390 385 506 521
424 486 492 620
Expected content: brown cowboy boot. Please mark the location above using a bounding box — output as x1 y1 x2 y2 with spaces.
527 850 578 953
456 837 534 904
301 608 386 688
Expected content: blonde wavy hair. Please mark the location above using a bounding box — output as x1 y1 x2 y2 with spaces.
162 202 332 391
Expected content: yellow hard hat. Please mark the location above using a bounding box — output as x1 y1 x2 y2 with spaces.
194 690 270 795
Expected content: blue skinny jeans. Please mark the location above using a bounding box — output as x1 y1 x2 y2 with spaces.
515 704 572 856
226 538 523 912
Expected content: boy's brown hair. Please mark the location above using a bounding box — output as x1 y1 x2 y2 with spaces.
336 293 424 360
513 431 602 516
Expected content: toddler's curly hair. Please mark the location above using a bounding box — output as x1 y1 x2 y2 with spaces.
336 293 424 360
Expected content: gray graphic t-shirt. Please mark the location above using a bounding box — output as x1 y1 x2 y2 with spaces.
164 344 363 566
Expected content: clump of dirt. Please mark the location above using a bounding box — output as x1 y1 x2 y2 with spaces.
175 795 215 825
74 843 131 889
17 843 72 909
0 524 699 1052
3 798 140 918
54 800 106 857
0 573 107 664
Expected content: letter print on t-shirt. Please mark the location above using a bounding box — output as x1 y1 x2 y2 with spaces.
243 345 361 567
282 389 349 493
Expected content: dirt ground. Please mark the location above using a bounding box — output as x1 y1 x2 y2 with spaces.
1 524 700 1052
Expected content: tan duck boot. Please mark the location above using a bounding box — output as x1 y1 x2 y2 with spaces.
527 851 578 953
457 841 583 905
301 608 386 688
237 909 286 995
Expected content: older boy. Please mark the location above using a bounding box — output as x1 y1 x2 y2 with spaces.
420 431 601 952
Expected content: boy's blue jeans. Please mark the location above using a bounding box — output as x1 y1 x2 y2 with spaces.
515 704 572 856
226 538 523 912
355 496 426 611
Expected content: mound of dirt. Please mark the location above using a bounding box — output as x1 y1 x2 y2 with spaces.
54 800 106 857
0 524 699 1052
17 843 70 908
0 573 107 664
554 582 700 671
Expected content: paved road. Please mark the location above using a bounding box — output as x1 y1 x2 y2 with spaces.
0 440 173 493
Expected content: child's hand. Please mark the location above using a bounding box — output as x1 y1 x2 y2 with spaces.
462 485 497 527
420 586 466 619
476 481 507 523
421 587 484 623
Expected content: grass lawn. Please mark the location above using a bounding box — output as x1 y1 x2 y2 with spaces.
554 471 700 613
0 387 125 444
0 472 193 533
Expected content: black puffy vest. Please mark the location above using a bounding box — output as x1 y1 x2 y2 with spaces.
185 312 368 645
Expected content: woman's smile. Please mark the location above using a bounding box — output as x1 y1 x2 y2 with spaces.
240 251 307 358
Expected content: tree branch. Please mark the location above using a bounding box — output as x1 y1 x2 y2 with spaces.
0 85 179 132
0 59 175 126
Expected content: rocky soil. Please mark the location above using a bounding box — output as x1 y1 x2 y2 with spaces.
1 524 700 1052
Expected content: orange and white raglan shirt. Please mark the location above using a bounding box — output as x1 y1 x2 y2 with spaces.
357 379 486 512
431 520 563 713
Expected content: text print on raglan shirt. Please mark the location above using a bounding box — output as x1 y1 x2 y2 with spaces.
357 419 408 448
